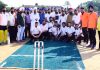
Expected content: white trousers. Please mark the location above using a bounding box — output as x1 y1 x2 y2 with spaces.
17 26 25 41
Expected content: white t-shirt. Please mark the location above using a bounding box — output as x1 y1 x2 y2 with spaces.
59 15 67 25
72 15 80 24
40 24 48 32
31 26 41 35
30 13 40 24
0 13 9 26
66 26 75 34
45 13 50 22
60 26 67 36
75 28 82 36
50 26 61 36
8 13 16 26
50 12 55 18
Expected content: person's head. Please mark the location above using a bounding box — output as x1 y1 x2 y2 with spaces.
49 17 53 22
74 9 78 15
62 12 65 16
80 7 85 13
75 24 79 29
27 11 30 15
34 9 37 14
67 22 71 27
42 20 46 25
88 5 94 12
62 22 66 27
2 7 6 13
68 8 73 14
35 22 38 27
10 7 14 14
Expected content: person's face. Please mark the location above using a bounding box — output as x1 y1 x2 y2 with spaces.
74 10 78 15
68 23 71 27
62 23 65 27
35 23 38 27
34 10 36 14
11 9 14 14
42 20 46 25
89 7 94 12
2 8 6 13
75 25 78 29
81 9 84 13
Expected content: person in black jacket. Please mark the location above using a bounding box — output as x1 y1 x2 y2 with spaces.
16 8 25 42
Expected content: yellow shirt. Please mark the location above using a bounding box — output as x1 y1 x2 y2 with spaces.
97 16 100 31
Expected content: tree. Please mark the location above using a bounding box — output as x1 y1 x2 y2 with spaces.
0 1 7 10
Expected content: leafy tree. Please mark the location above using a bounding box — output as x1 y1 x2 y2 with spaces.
0 1 7 10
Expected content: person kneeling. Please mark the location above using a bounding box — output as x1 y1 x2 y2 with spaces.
30 22 41 41
66 22 75 42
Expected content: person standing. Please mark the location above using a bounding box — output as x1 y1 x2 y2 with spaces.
16 8 25 42
88 5 98 49
25 11 31 38
0 7 9 45
97 14 100 51
8 7 16 43
80 7 89 46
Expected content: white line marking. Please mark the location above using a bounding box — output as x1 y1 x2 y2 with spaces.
0 62 7 67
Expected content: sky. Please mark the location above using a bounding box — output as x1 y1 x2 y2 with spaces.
1 0 92 8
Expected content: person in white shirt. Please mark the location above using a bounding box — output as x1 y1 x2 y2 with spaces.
30 8 40 26
49 24 61 40
0 7 9 44
8 7 16 43
40 20 49 40
72 9 81 27
59 22 67 41
45 10 51 22
66 22 75 42
59 12 67 25
74 24 83 44
30 22 41 41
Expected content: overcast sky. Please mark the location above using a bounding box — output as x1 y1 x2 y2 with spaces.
1 0 92 8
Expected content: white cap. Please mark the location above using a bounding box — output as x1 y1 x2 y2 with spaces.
19 7 25 11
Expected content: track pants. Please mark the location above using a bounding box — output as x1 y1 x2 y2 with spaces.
0 26 8 43
88 28 96 47
98 31 100 49
8 26 17 42
17 26 25 41
82 27 89 43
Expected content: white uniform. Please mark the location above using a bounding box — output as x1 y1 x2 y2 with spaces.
66 26 75 34
50 26 61 36
59 15 67 25
40 24 48 33
8 13 16 26
60 26 67 36
45 13 50 22
30 13 40 26
75 28 82 36
31 26 41 35
0 13 9 26
72 15 80 24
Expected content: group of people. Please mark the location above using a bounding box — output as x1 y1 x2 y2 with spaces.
0 5 100 50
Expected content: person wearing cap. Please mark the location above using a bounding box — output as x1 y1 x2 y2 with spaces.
30 8 40 26
0 7 9 45
80 7 89 46
87 5 98 49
